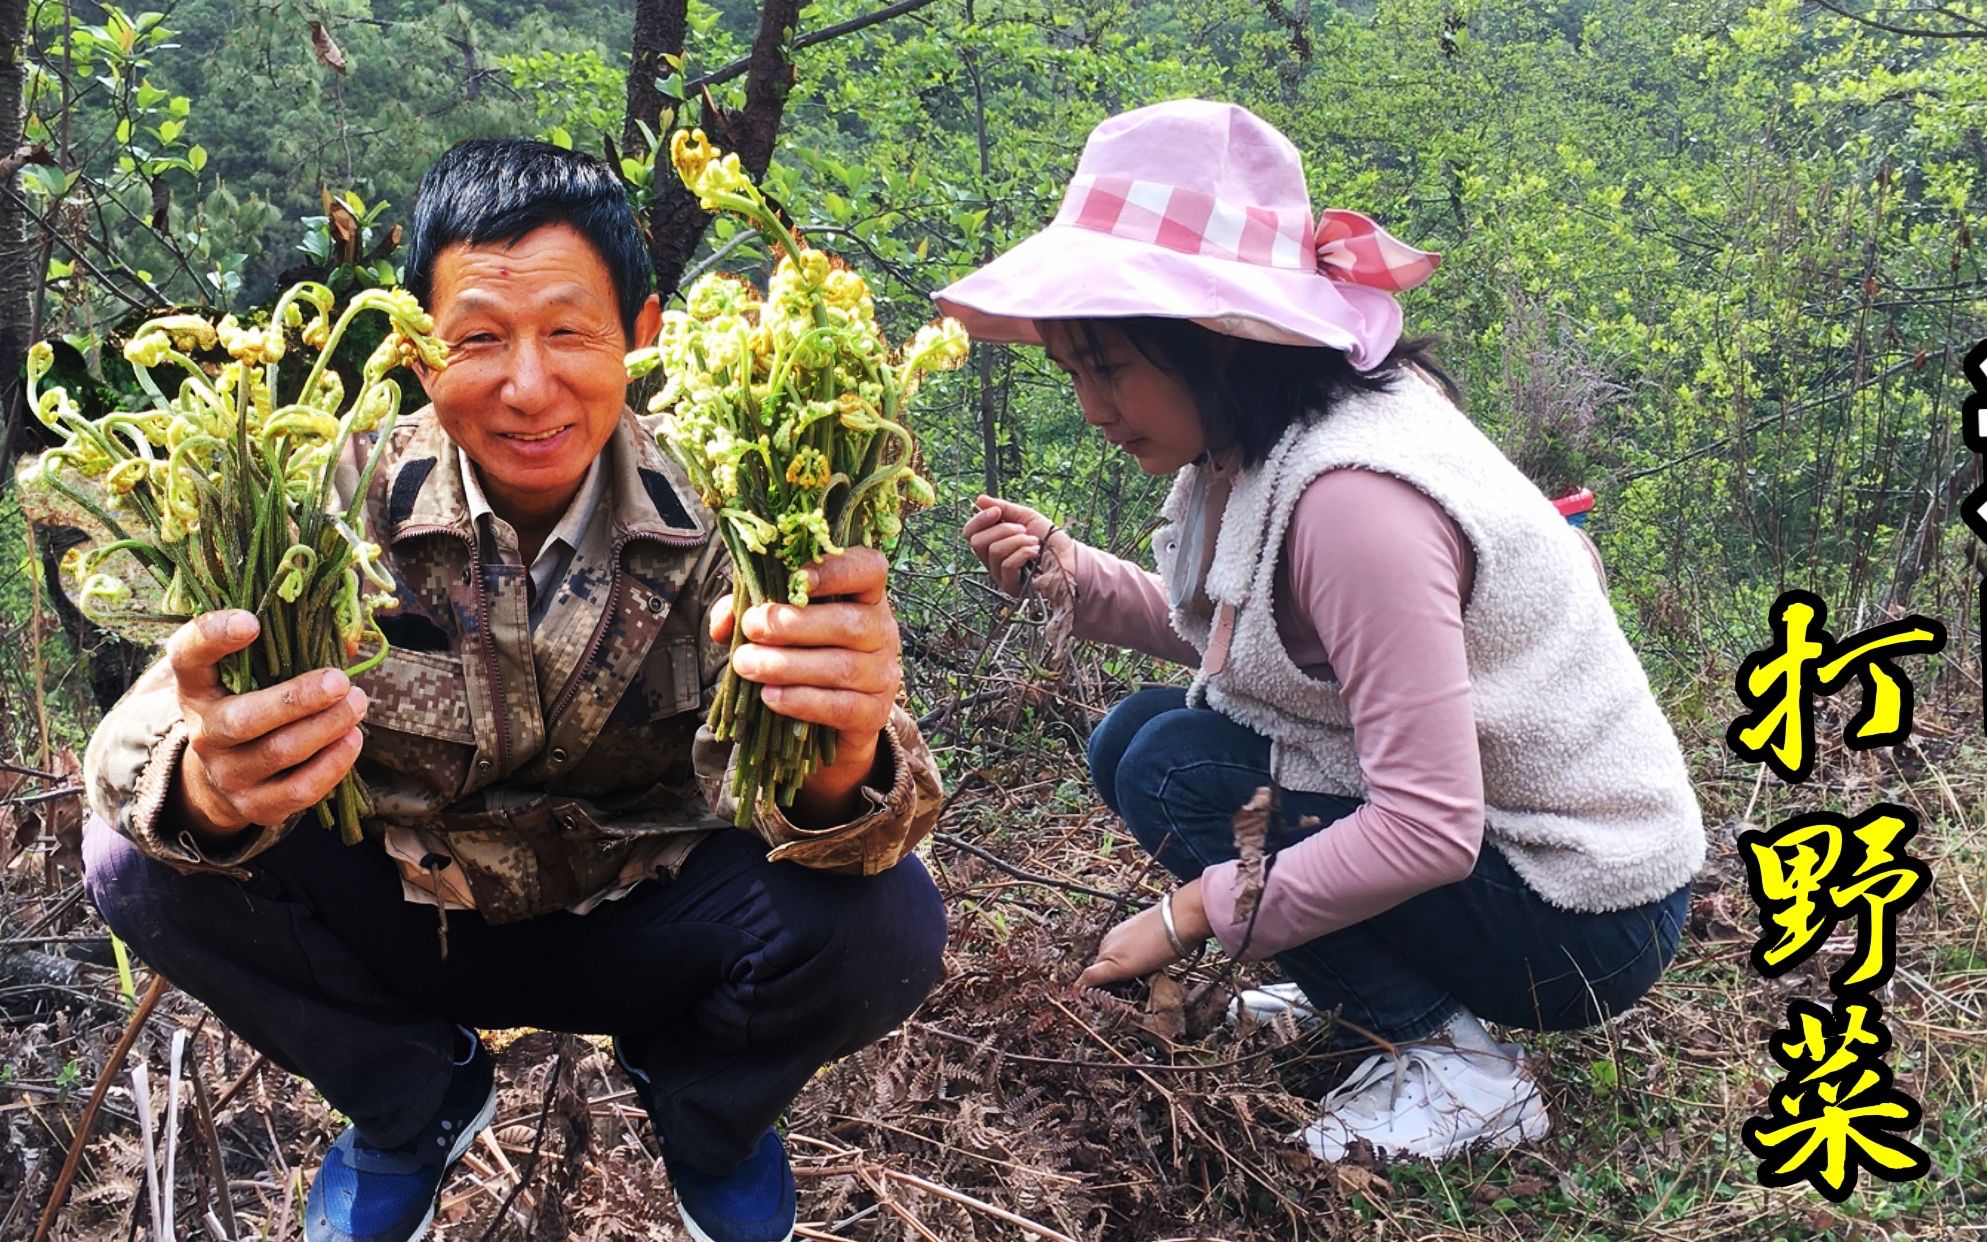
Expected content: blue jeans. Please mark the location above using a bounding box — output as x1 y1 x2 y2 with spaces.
1089 687 1690 1047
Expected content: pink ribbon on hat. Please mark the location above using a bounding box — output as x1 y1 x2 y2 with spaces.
1313 209 1441 293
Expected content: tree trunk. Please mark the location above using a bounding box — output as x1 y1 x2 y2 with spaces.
0 0 34 482
623 0 689 158
638 0 806 300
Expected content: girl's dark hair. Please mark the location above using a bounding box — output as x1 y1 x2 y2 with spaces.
1062 317 1461 470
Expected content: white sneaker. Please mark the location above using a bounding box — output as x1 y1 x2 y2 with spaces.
1297 1040 1550 1162
1226 982 1326 1030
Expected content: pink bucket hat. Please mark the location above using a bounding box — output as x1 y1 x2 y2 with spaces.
930 99 1440 371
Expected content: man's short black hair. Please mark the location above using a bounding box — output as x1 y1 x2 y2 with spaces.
405 139 653 341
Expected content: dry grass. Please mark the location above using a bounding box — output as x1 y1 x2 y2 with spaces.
3 606 1984 1240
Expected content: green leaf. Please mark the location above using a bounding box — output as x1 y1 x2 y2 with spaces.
158 117 182 145
169 95 190 119
188 145 207 173
1587 1057 1618 1091
22 163 67 197
548 125 573 150
115 116 132 144
46 257 73 281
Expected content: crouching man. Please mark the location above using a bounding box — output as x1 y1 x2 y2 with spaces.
80 139 947 1242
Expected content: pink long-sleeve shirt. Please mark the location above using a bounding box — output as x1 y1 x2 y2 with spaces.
1075 466 1491 960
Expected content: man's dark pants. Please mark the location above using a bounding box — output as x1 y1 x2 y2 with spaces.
82 813 947 1172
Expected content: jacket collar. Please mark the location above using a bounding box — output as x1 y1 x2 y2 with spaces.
384 405 712 547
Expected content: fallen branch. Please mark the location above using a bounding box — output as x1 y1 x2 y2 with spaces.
32 972 168 1242
877 1167 1078 1242
911 1019 1347 1074
15 883 84 940
929 831 1123 902
1 784 82 807
686 0 942 91
187 1054 240 1242
210 1053 268 1115
853 1164 944 1242
473 1047 567 1242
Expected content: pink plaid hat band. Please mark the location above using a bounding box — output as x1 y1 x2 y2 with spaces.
931 99 1443 368
1057 173 1441 293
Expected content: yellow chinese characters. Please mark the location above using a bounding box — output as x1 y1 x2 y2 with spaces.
1740 805 1930 991
1728 587 1942 1202
1728 589 1946 783
1743 996 1930 1203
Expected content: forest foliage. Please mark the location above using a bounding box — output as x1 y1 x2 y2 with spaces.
3 7 1985 1236
7 0 1987 733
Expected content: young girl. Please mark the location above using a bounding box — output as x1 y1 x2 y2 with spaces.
937 99 1703 1162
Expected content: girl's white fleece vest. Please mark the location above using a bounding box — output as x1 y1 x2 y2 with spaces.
1159 370 1705 913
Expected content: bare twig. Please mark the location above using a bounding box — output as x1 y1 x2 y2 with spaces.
14 883 85 939
187 1054 240 1242
210 1054 268 1116
0 186 166 310
1810 0 1987 37
853 1164 943 1242
472 1047 567 1242
30 972 169 1242
878 1167 1078 1242
911 1019 1344 1074
0 760 64 780
676 227 758 292
3 784 81 807
685 0 943 92
929 831 1122 902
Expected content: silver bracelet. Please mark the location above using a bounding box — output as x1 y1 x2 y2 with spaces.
1159 890 1203 961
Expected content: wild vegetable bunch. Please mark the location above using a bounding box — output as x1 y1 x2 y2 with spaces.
627 128 967 826
21 286 448 844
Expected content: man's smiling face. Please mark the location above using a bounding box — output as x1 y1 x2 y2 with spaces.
417 222 660 525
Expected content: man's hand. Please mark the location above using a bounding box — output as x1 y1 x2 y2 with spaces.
1076 880 1212 989
168 610 370 843
709 547 902 824
962 494 1077 597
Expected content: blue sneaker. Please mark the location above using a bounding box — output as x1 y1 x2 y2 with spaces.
613 1038 797 1242
305 1027 497 1242
666 1129 798 1242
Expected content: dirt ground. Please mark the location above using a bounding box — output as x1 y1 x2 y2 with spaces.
4 677 1984 1240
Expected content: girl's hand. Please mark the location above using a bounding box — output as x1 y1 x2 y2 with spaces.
1077 880 1212 988
962 494 1078 596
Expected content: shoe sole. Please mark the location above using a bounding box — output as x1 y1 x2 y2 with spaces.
1299 1092 1552 1162
401 1081 500 1242
677 1206 795 1242
1226 984 1325 1030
